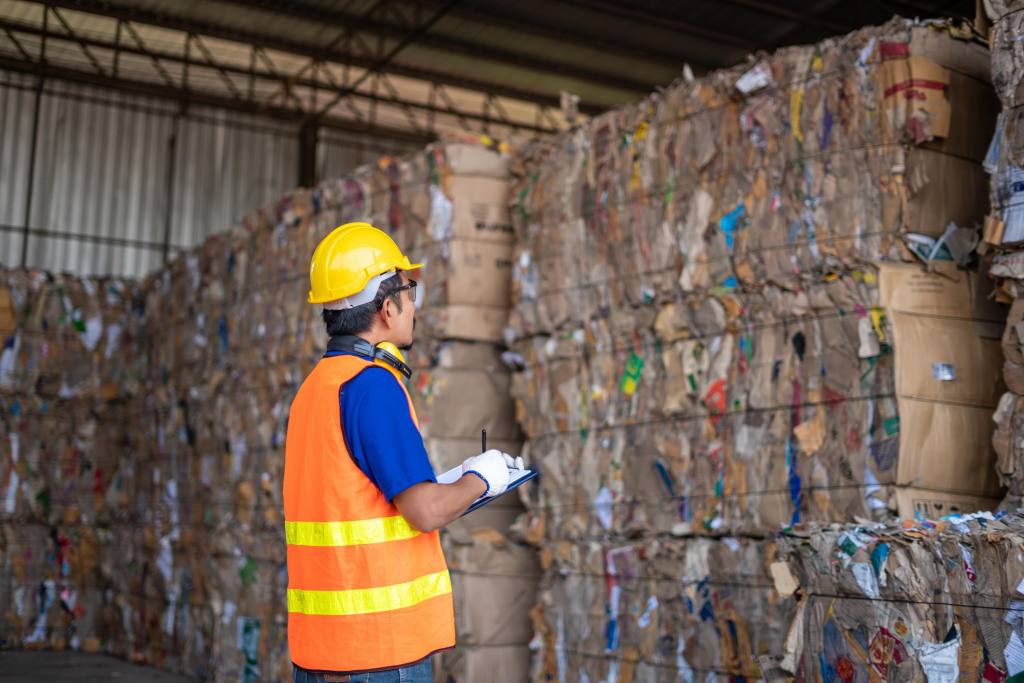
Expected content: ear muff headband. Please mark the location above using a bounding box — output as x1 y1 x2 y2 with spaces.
326 335 412 379
372 347 412 379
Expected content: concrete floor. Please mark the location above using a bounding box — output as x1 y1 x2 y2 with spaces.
0 651 196 681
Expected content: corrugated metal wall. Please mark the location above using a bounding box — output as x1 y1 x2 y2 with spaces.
174 109 299 248
0 72 37 268
26 79 176 277
0 70 421 278
318 128 420 181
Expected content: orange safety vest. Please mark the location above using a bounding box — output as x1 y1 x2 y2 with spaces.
283 354 455 672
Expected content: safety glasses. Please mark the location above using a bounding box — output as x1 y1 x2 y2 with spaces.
380 278 422 309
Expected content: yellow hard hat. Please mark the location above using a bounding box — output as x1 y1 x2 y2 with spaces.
308 222 422 305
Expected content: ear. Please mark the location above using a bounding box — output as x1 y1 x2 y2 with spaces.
379 297 396 329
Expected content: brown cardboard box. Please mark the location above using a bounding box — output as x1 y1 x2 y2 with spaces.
426 340 506 370
879 263 1005 499
423 305 510 343
0 286 14 336
911 24 999 160
436 645 531 683
877 55 952 141
410 367 519 441
906 148 992 237
448 534 538 646
893 486 1001 519
902 26 998 236
446 176 514 244
894 400 1004 496
887 311 1002 406
421 239 514 308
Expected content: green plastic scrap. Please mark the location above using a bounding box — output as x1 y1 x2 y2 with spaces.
620 353 644 396
239 557 258 586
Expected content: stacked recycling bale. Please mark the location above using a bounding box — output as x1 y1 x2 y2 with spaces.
353 143 535 681
0 269 143 653
766 9 1024 681
507 18 1002 680
108 218 321 678
764 12 1024 678
772 512 1024 681
86 139 530 681
984 1 1024 508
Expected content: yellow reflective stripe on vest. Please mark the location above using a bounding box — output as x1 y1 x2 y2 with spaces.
287 570 452 616
285 516 420 547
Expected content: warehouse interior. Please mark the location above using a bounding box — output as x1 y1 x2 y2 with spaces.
3 0 1024 681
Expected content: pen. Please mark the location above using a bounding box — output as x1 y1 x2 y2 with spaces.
481 428 487 453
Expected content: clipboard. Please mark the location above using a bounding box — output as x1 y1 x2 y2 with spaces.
436 466 539 516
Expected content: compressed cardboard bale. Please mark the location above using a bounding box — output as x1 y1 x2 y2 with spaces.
444 530 538 647
437 645 531 683
511 266 1002 539
417 239 514 309
528 537 793 682
0 140 519 681
983 0 1024 510
506 17 1002 679
776 511 1024 682
353 144 516 345
408 367 518 442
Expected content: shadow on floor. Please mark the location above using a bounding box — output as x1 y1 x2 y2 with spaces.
0 651 197 681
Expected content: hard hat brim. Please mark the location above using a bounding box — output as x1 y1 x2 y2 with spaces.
309 263 426 305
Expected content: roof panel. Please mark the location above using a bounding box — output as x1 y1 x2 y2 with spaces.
0 0 983 147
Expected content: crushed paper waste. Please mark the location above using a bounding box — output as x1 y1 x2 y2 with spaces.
505 16 1004 681
0 137 532 681
772 510 1024 682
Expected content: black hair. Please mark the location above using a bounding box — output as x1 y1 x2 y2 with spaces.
322 273 405 337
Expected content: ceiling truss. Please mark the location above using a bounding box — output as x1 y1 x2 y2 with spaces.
0 0 577 144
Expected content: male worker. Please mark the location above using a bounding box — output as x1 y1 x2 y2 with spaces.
284 222 520 682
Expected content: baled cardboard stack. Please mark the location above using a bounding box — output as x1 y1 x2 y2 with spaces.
118 141 531 680
764 10 1024 681
358 142 518 344
0 270 143 653
0 139 532 681
506 18 1002 680
984 0 1024 508
773 512 1024 681
351 145 534 680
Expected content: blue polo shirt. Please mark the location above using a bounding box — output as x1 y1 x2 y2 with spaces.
325 350 436 501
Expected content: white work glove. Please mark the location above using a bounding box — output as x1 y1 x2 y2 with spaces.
461 449 513 497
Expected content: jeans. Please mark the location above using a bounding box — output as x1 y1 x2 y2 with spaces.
293 658 432 683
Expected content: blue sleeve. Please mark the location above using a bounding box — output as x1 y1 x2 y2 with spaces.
340 366 436 501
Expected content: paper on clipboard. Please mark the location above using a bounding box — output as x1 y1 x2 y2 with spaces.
437 465 538 515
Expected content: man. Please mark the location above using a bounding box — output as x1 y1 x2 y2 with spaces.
284 222 518 682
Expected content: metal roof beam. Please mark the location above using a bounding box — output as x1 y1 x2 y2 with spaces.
310 0 459 119
0 17 555 134
26 0 606 114
216 0 655 94
50 6 107 76
0 55 437 144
